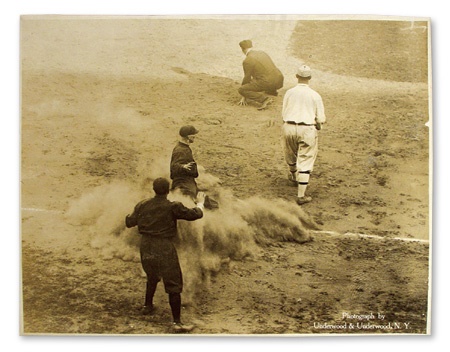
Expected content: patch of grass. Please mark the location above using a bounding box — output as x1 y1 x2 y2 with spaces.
289 20 428 83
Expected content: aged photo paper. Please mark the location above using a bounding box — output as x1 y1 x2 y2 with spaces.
20 14 431 335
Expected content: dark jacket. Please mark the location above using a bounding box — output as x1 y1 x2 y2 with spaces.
170 142 198 197
125 194 203 238
242 50 284 87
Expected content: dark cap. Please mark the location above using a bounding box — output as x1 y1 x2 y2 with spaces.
153 177 170 195
239 40 253 50
179 125 199 137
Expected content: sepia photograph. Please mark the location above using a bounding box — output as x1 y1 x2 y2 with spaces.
19 14 431 337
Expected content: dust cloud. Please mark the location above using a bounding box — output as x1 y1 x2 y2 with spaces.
65 166 319 303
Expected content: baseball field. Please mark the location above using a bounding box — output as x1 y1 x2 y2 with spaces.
20 16 430 335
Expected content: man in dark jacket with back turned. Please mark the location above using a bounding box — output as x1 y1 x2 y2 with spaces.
126 177 205 333
237 39 284 110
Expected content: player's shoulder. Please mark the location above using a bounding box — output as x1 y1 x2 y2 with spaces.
286 85 301 94
172 141 183 150
311 87 323 98
135 198 152 208
170 200 195 213
172 142 188 154
170 200 186 208
245 50 264 60
305 85 322 95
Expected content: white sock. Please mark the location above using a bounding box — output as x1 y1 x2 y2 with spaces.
297 172 310 198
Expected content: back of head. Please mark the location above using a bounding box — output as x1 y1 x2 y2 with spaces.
296 65 312 79
153 177 170 195
239 39 253 50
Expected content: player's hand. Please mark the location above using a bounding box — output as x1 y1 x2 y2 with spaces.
196 192 206 204
183 162 195 170
238 97 248 106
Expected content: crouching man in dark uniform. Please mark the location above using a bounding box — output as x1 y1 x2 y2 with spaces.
125 177 205 333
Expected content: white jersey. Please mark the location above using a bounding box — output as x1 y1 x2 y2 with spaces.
282 84 326 125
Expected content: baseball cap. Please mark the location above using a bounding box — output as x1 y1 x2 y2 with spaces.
297 65 312 78
239 40 253 50
179 125 199 137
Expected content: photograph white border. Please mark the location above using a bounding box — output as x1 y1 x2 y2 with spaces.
3 0 448 351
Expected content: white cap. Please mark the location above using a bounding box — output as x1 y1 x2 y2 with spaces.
297 65 312 78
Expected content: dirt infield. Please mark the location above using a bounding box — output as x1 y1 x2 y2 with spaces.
20 16 430 335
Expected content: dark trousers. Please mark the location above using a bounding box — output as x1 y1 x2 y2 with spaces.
145 280 182 323
238 77 284 103
141 237 183 323
140 237 183 294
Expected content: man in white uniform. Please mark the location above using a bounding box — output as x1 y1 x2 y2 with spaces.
282 65 326 205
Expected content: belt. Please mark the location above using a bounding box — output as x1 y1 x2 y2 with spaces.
284 121 315 126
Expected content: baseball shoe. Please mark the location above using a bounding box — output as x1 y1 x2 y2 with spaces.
204 195 219 209
257 98 273 110
141 305 156 315
296 196 312 205
288 172 297 186
172 322 195 333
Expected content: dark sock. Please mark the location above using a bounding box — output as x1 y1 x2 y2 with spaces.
169 293 182 323
145 280 158 307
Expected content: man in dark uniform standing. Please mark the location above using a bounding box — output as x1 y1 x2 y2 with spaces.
237 39 284 110
170 125 200 199
170 125 218 208
126 177 205 333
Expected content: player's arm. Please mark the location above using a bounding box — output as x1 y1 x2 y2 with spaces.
315 96 326 125
172 192 205 220
125 201 143 228
241 60 253 85
171 150 197 177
